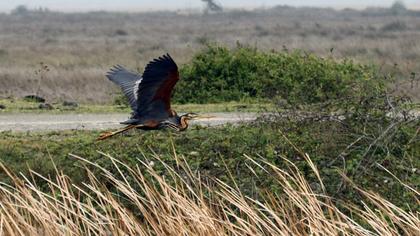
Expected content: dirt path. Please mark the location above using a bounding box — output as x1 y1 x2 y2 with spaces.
1 110 418 132
0 113 258 132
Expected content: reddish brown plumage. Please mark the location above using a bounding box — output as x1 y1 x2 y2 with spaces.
143 120 160 128
99 53 189 141
153 68 179 114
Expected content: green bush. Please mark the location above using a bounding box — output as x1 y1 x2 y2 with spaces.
114 44 384 106
173 44 384 104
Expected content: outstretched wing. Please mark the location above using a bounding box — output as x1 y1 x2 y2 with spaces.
136 54 179 116
106 65 142 111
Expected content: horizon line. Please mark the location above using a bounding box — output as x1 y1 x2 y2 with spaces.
2 4 420 14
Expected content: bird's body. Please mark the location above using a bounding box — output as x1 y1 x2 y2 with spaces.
98 54 201 140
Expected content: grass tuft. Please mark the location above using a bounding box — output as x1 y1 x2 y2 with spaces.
0 152 418 235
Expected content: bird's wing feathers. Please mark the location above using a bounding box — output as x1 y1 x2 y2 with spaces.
106 65 142 111
136 54 179 116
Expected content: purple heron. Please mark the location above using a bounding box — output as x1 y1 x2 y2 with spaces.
98 54 206 140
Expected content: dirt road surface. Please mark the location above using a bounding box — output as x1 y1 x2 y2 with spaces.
1 110 418 133
0 113 258 132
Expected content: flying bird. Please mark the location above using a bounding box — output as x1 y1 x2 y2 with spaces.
98 54 207 140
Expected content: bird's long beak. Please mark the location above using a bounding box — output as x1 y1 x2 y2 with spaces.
193 114 216 120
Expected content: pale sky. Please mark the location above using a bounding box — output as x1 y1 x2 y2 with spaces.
0 0 418 12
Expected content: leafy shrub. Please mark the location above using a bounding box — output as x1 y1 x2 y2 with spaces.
173 44 384 105
113 44 384 106
264 99 419 209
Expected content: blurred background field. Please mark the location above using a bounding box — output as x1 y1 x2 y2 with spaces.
0 2 419 104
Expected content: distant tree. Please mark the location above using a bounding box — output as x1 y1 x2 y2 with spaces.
11 5 29 15
390 1 407 15
201 0 223 14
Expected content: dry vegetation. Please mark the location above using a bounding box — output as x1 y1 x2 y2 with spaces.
1 5 419 235
0 152 418 235
0 6 419 103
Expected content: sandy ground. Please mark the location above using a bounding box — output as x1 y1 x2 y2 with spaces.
1 110 418 133
0 113 258 132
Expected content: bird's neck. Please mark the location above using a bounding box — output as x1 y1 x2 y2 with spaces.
179 116 189 131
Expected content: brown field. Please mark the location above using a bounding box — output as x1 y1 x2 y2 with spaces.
0 6 419 104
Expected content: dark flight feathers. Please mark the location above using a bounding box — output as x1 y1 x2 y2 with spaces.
106 54 179 118
137 54 179 115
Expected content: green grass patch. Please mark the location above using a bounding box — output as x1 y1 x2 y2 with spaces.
0 98 273 114
1 117 418 211
0 98 128 113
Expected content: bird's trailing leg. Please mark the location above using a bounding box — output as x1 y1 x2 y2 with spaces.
97 124 144 141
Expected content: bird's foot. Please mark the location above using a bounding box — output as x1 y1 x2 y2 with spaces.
97 131 115 141
96 125 138 141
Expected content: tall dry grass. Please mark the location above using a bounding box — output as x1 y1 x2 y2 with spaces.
0 151 418 235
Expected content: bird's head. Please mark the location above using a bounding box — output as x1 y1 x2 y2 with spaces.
178 113 215 131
